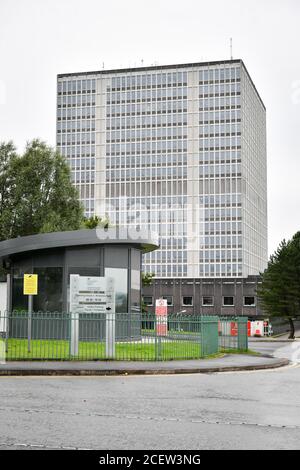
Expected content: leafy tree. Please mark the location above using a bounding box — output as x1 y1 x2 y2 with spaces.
141 272 155 313
257 232 300 338
82 215 110 230
142 272 155 287
0 139 84 241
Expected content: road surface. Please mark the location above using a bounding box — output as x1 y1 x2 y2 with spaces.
0 340 299 450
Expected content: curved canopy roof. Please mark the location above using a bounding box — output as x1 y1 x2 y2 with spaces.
0 229 159 260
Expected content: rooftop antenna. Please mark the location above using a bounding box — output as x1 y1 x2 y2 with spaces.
102 62 105 69
141 59 144 66
230 37 233 60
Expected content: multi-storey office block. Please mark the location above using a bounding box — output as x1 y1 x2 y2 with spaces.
56 59 267 286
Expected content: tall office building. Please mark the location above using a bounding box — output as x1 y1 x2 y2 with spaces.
56 59 267 286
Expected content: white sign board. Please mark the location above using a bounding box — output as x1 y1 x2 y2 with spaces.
69 275 115 356
155 298 168 336
70 275 108 314
0 283 7 333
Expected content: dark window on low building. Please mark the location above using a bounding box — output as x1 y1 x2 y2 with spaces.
162 295 173 306
244 296 255 306
202 296 214 306
223 296 234 306
182 296 193 306
143 296 153 306
12 267 63 313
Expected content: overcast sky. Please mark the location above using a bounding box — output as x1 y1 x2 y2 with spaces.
0 0 299 256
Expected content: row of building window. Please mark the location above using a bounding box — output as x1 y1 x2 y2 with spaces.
199 164 241 176
106 127 188 141
107 102 188 116
200 136 241 146
57 79 96 94
143 295 255 307
200 123 241 134
110 72 188 89
199 67 241 82
203 229 242 237
106 168 243 182
57 123 96 133
200 194 242 205
105 112 242 128
57 68 240 96
57 95 96 107
57 108 95 120
107 88 188 103
144 266 188 276
200 250 243 262
106 167 188 180
108 195 187 206
59 135 95 146
106 154 187 168
71 173 95 183
203 234 242 245
107 115 188 129
200 96 241 107
106 141 188 155
69 160 95 171
199 264 243 276
200 109 241 123
59 146 95 158
143 265 245 277
199 83 241 94
199 150 241 163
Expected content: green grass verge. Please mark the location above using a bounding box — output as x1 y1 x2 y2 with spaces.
0 339 254 362
220 348 260 356
2 338 209 361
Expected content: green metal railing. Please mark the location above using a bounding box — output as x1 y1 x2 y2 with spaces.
0 311 247 361
218 316 248 352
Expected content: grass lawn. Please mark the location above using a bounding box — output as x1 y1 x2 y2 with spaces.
0 338 253 362
220 348 260 356
1 338 210 361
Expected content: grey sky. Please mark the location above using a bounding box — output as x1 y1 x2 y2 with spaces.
0 0 299 256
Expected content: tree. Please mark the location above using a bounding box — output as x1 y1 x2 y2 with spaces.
257 232 300 339
0 139 84 241
142 272 155 287
82 215 110 230
141 272 155 313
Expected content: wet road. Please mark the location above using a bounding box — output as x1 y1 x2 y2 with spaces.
0 341 299 450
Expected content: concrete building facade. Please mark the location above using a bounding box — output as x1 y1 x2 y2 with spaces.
56 60 267 314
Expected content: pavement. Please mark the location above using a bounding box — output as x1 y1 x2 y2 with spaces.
0 339 294 376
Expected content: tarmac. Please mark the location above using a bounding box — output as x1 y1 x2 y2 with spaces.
0 332 297 376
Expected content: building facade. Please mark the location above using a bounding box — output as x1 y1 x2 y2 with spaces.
56 60 267 314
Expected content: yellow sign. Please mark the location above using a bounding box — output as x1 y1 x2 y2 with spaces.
23 274 38 296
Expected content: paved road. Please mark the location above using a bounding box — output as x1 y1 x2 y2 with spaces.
0 341 299 450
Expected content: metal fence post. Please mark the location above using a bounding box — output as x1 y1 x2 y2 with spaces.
154 315 162 361
237 317 248 351
106 311 116 359
200 316 204 358
27 295 33 353
5 273 11 354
